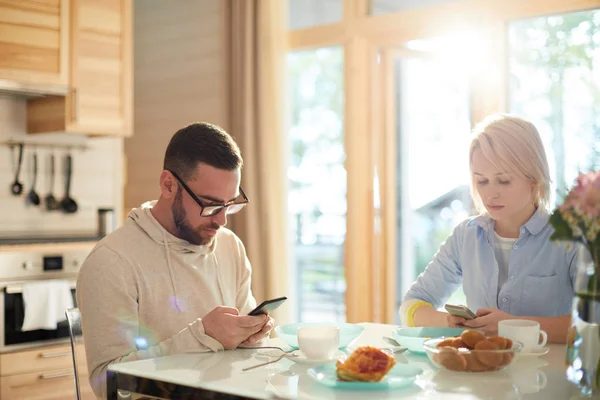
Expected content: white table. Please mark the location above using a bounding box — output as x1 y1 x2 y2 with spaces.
107 323 584 399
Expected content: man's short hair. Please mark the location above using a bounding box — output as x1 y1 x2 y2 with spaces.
163 122 243 180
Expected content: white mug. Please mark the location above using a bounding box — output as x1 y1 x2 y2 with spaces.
498 319 548 352
297 326 340 360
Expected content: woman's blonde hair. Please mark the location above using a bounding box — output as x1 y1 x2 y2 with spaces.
469 113 551 213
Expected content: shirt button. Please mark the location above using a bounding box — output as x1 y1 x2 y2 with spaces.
510 275 515 280
513 244 518 249
502 298 508 303
521 228 526 234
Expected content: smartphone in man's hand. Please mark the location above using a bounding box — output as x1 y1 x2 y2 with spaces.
248 296 287 316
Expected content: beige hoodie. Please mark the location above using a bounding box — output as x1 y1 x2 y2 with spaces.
76 201 257 398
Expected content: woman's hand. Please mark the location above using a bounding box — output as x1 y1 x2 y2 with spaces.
462 308 512 336
447 314 466 327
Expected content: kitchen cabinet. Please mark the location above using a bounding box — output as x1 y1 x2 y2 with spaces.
27 0 133 137
0 0 69 87
0 343 95 400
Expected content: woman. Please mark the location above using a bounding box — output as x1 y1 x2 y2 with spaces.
399 113 579 343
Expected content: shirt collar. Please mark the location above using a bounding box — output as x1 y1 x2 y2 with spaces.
467 206 549 235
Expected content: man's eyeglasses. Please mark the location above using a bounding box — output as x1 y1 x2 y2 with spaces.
168 170 249 217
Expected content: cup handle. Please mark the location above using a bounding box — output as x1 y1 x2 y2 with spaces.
538 371 547 389
538 330 548 347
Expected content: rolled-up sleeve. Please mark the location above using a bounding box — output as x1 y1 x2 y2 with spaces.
403 222 464 310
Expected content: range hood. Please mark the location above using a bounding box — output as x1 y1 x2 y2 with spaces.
0 79 69 98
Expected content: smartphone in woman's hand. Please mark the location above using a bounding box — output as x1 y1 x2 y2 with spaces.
444 304 476 320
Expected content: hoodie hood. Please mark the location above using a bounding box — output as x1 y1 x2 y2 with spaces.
127 201 217 256
126 201 219 312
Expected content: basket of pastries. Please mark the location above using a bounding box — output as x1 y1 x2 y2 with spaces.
423 329 523 373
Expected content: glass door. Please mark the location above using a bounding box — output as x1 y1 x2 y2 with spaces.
378 42 475 323
287 47 346 323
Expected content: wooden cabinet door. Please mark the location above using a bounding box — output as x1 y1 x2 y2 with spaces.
68 0 132 136
0 344 94 400
1 369 75 400
0 372 96 400
0 0 69 86
27 0 132 136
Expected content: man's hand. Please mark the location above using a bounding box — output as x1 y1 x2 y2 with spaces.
462 308 512 336
240 315 274 346
202 306 267 349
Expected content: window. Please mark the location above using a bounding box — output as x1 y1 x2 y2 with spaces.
509 9 600 202
289 0 343 30
369 0 460 16
287 47 346 322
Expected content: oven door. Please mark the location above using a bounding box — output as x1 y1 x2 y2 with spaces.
0 280 77 351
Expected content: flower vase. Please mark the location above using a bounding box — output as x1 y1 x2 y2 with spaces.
566 248 600 396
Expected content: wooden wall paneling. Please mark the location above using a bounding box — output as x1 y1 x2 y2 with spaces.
126 0 230 212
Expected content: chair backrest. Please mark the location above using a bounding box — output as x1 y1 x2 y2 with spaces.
65 307 82 400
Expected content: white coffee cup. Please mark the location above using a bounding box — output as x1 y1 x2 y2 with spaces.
297 326 340 360
498 319 548 352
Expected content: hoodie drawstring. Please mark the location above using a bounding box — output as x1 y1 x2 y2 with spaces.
163 230 183 312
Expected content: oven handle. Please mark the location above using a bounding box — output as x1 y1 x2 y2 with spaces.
3 280 77 294
39 370 74 380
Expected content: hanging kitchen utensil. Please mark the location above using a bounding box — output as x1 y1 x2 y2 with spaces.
44 153 59 211
60 153 78 213
25 150 40 206
10 143 24 196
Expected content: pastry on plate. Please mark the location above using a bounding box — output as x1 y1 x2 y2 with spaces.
336 346 396 382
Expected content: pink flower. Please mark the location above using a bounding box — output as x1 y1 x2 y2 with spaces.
564 171 600 218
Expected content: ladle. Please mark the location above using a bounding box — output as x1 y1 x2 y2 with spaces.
44 153 60 211
10 144 24 196
25 151 40 206
60 153 78 213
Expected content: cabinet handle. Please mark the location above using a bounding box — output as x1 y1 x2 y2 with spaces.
39 370 74 380
72 88 79 122
39 350 71 359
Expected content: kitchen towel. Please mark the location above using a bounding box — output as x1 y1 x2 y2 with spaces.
21 280 74 331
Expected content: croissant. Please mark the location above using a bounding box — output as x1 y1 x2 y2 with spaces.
336 346 396 382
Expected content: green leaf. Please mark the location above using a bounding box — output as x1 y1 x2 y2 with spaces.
549 209 575 241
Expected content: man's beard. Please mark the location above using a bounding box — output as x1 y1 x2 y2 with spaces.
172 191 219 246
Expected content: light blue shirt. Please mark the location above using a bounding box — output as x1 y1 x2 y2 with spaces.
403 207 579 317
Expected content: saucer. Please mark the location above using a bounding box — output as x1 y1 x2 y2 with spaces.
288 350 346 365
518 347 549 357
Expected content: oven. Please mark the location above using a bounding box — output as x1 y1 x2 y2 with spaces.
0 246 92 352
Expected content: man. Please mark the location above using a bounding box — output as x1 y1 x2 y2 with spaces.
77 122 273 398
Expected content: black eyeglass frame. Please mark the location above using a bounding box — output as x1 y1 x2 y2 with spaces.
168 169 249 217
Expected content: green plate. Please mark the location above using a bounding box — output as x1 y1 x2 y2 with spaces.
307 363 423 390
